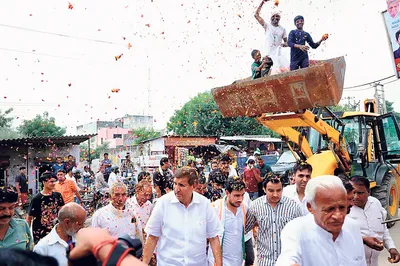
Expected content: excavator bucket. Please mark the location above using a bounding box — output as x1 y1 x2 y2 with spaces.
212 56 346 117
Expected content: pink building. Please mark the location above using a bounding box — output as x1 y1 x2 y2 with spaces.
96 127 132 148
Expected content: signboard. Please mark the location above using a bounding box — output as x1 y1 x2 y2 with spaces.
139 154 168 167
383 0 400 78
165 137 216 147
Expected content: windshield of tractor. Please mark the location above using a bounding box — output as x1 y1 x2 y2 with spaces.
308 117 361 156
341 118 360 155
381 115 400 155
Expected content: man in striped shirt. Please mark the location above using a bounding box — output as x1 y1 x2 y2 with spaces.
245 175 302 266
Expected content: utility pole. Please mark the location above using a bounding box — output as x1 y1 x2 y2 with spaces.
342 96 360 111
373 82 387 114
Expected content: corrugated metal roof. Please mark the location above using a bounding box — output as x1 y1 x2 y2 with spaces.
0 134 96 146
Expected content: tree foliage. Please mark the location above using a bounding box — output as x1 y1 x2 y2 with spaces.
167 91 274 136
132 127 161 144
18 112 66 137
80 141 110 162
0 108 14 129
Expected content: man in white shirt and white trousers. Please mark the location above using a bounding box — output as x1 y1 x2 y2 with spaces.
208 178 247 266
282 162 313 216
348 176 400 266
143 166 222 266
276 175 367 266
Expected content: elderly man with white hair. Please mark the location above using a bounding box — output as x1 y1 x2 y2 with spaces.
92 182 143 242
276 175 367 266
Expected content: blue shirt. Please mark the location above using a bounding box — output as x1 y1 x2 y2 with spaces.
102 159 112 174
288 29 320 61
394 48 400 60
52 163 65 173
0 218 33 250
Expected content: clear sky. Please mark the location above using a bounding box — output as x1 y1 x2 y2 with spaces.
0 0 398 134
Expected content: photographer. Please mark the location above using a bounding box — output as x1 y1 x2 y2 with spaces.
68 227 145 266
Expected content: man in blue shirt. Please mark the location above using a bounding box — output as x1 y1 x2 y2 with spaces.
288 15 328 70
394 30 400 59
0 187 33 250
101 153 112 183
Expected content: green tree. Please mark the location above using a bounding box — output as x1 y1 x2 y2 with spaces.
132 127 161 144
0 108 14 128
167 91 274 136
80 141 110 162
18 112 66 137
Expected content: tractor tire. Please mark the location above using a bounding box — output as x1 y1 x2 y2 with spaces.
372 172 399 228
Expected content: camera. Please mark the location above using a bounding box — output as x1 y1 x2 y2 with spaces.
67 234 142 266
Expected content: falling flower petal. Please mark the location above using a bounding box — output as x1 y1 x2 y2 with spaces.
115 54 123 61
68 2 74 9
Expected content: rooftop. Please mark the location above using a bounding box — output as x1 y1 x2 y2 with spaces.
0 134 96 146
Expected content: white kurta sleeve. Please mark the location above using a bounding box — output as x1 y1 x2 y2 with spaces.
380 207 396 250
145 198 163 237
206 201 221 239
91 211 101 228
276 219 302 266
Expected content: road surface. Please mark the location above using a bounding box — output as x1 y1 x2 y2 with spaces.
379 222 400 266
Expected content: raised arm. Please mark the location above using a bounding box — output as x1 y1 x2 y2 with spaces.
306 33 321 49
255 0 268 28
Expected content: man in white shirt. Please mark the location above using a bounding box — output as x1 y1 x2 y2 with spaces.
208 178 247 266
276 175 367 266
348 176 400 266
107 166 122 189
255 0 289 74
282 162 312 215
92 182 143 242
126 179 153 229
143 166 222 266
34 203 86 266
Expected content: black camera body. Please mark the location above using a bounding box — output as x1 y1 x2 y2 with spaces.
67 234 142 266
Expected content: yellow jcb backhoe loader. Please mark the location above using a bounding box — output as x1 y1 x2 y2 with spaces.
212 57 400 227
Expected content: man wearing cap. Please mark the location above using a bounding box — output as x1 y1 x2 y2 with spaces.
255 0 288 74
120 153 134 178
0 187 33 250
288 15 328 70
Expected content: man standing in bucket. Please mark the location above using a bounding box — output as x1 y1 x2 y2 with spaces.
288 15 328 70
255 0 289 74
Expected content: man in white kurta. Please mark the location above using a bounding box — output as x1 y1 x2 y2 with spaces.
91 183 142 242
126 180 153 229
282 162 313 216
254 0 289 74
208 178 247 266
143 166 222 266
276 175 367 266
348 176 400 266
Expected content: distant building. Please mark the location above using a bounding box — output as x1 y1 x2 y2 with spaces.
97 127 132 149
115 115 153 130
76 121 123 135
76 115 153 148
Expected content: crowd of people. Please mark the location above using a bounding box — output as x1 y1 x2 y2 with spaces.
0 151 399 266
251 0 328 79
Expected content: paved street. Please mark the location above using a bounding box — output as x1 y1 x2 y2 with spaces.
379 221 400 266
